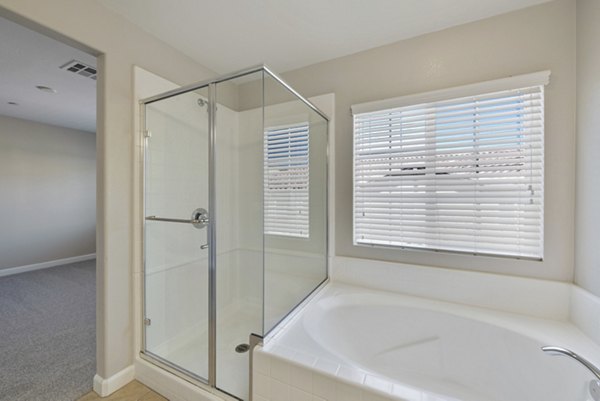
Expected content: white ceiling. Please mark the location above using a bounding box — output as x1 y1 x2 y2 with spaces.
0 1 551 134
99 0 551 75
0 16 96 133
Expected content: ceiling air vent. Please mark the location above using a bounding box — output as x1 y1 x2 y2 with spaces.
60 60 97 80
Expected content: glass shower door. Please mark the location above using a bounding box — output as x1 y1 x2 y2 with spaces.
139 67 328 400
143 87 210 381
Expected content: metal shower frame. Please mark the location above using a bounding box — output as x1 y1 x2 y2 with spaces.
138 65 330 400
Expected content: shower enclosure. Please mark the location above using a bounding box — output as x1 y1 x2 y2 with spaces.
140 66 328 400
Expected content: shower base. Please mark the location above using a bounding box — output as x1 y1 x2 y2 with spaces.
161 302 261 400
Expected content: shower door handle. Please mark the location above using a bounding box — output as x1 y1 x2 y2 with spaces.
146 216 202 223
146 208 209 229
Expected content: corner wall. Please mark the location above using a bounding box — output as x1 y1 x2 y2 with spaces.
0 115 96 271
254 0 577 281
574 0 600 296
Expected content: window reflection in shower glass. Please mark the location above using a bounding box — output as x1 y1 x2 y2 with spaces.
262 72 328 334
264 122 310 238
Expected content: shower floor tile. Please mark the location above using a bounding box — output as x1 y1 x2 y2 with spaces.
163 301 261 400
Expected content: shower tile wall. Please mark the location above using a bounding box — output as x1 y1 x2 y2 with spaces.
145 93 210 360
144 94 254 371
142 84 327 399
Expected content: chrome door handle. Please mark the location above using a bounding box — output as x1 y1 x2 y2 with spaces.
200 243 209 250
146 216 202 224
146 207 209 229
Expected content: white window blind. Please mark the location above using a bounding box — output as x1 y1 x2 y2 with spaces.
353 79 546 259
264 123 310 238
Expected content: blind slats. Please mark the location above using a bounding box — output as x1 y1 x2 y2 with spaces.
355 109 543 133
355 127 542 145
353 85 544 259
264 123 310 238
356 215 541 225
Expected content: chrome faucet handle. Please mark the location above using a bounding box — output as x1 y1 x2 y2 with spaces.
542 346 600 401
542 346 600 379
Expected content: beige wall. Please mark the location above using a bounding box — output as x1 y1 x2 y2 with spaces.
0 115 96 270
575 0 600 296
0 0 582 389
258 0 577 281
0 0 217 381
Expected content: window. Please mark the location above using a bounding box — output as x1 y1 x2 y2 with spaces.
352 72 549 259
264 123 310 238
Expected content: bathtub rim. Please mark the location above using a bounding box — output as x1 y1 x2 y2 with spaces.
260 281 600 401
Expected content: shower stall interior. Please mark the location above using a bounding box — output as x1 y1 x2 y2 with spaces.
140 66 328 400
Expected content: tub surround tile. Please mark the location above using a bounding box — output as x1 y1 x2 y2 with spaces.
253 257 600 401
332 256 600 350
254 372 271 398
312 374 337 400
334 381 363 401
270 378 290 401
255 347 400 401
254 350 271 375
290 387 313 401
333 256 571 320
290 364 314 390
270 357 291 383
570 285 600 345
254 277 600 401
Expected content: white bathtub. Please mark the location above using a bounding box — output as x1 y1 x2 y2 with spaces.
256 283 600 401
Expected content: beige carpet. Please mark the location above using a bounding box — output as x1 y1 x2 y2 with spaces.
0 259 96 401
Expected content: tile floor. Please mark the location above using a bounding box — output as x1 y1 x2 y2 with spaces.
78 381 167 401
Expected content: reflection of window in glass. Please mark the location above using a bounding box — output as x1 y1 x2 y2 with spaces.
264 123 310 238
353 85 544 259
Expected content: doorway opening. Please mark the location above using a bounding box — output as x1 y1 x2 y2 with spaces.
0 15 98 401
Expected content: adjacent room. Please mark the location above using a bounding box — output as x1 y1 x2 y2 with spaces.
0 15 97 401
0 0 598 401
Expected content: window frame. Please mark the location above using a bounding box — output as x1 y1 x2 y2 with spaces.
351 71 549 260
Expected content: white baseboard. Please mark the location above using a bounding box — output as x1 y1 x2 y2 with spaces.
93 365 135 397
0 253 96 278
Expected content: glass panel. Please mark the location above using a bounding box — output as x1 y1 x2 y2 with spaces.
143 86 210 381
141 68 327 400
214 71 264 400
262 72 328 334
